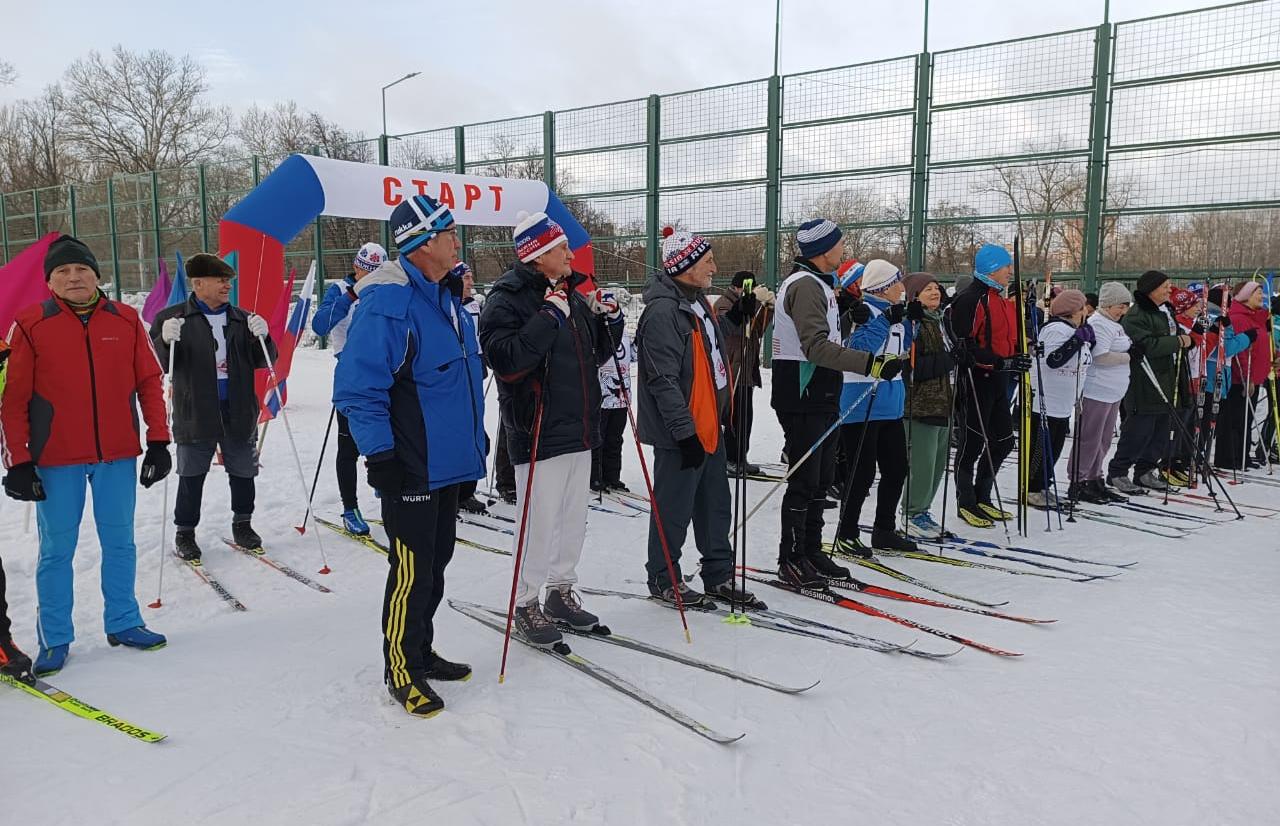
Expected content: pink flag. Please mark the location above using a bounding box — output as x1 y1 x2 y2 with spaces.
141 257 173 323
0 233 56 338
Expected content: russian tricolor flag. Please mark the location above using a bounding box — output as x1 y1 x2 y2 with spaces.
261 261 315 422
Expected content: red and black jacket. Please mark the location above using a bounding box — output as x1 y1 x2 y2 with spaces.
2 295 169 468
946 279 1018 371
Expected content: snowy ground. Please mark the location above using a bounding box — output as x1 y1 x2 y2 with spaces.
2 348 1278 826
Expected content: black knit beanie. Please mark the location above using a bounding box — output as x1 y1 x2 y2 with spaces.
1135 270 1169 296
43 235 101 282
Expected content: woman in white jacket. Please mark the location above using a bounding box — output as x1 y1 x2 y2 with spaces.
1067 282 1133 505
1028 289 1094 509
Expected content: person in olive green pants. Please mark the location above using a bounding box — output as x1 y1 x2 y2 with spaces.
902 273 955 540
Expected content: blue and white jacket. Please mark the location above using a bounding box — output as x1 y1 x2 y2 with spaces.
333 257 486 492
840 294 913 423
1203 307 1253 396
311 274 358 355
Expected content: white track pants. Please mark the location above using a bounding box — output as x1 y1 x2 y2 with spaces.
512 449 592 606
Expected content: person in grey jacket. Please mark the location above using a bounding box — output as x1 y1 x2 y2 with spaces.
635 228 763 608
150 253 276 561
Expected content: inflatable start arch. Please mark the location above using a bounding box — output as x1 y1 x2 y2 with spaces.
218 154 593 319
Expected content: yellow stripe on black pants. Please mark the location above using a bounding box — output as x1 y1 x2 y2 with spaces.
385 539 414 688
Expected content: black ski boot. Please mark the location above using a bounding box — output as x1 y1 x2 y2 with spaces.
423 650 472 681
457 495 488 515
1094 479 1129 504
871 528 919 554
513 602 563 648
778 556 825 587
649 580 717 610
808 551 853 580
497 487 517 506
0 635 33 680
387 676 444 717
706 579 767 610
543 584 601 631
231 519 262 551
174 529 202 562
831 536 874 560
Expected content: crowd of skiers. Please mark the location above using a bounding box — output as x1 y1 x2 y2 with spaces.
2 206 1277 720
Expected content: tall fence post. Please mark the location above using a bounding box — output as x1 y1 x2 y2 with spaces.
0 192 9 264
379 134 391 251
909 51 932 272
150 170 162 291
198 164 210 252
645 94 661 278
455 126 468 265
32 189 41 239
68 184 78 237
765 74 782 290
543 110 556 190
106 178 122 301
1081 21 1115 293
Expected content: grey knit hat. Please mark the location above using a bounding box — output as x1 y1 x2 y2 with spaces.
1098 281 1132 308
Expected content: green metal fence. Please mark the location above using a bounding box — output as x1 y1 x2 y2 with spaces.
3 0 1278 299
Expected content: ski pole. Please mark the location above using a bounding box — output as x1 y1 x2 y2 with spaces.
1139 356 1243 519
733 380 877 535
258 334 331 574
499 384 546 683
1160 352 1184 506
149 343 177 609
296 405 336 534
963 367 1014 544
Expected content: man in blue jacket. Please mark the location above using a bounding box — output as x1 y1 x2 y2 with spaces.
833 260 919 556
311 241 387 535
334 195 485 717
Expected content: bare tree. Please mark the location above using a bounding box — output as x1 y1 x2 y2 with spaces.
0 59 16 87
0 87 82 191
60 46 231 174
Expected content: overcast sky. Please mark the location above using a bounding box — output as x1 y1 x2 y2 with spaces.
1 0 1218 137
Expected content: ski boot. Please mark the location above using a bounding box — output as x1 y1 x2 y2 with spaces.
649 580 717 610
107 626 167 650
870 528 919 553
706 578 767 610
543 584 601 631
957 505 994 528
174 529 202 562
1136 470 1169 492
831 536 873 561
387 676 444 717
33 644 69 677
1108 475 1147 496
976 502 1013 522
231 519 263 551
0 635 33 680
905 512 943 540
342 508 371 535
513 602 563 648
423 650 472 681
458 495 488 515
778 556 826 588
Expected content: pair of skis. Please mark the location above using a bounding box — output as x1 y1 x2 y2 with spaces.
174 539 333 612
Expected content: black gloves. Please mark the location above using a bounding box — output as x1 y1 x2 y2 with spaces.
1218 314 1232 329
740 291 758 319
885 303 906 325
3 462 45 501
1129 340 1146 360
1243 328 1259 345
139 441 172 489
998 354 1033 373
951 344 976 369
366 452 404 495
677 435 706 470
905 300 925 323
869 354 904 381
845 299 872 326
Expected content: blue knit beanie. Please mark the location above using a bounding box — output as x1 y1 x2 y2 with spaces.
796 219 843 260
974 244 1012 276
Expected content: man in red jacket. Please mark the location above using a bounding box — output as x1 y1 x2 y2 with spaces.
1 235 172 677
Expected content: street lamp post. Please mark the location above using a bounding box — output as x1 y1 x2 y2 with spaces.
381 71 421 139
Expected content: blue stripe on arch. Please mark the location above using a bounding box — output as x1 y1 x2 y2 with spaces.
544 191 591 252
224 155 326 245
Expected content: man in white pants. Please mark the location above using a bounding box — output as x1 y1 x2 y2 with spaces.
479 211 621 646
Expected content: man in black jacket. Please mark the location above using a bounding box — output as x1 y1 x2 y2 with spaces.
151 253 276 560
637 230 764 608
479 211 620 648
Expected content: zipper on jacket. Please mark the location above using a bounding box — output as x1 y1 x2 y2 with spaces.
83 324 104 462
567 304 592 451
443 288 485 470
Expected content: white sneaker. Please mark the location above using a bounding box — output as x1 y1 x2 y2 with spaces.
905 512 943 540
